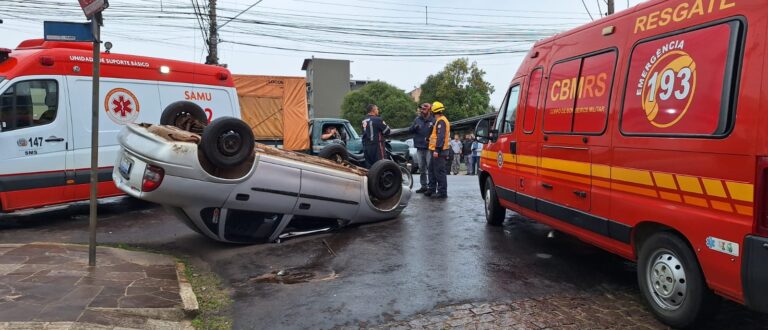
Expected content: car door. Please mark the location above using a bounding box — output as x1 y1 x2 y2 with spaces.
0 77 70 211
489 82 523 207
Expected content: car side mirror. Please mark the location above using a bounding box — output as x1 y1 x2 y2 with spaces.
474 118 496 144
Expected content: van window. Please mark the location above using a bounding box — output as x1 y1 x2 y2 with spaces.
501 85 521 134
0 80 58 131
544 50 617 134
621 21 742 136
522 68 543 133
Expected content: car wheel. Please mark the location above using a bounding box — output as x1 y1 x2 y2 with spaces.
160 101 208 131
318 144 349 164
484 177 505 226
637 232 720 328
201 117 255 169
367 160 402 200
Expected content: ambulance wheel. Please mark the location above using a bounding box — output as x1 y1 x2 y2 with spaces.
201 117 254 169
637 232 719 329
484 177 505 226
318 144 349 164
367 160 402 200
160 101 208 128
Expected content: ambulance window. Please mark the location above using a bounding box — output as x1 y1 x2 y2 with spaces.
499 84 521 134
522 68 543 134
544 59 581 133
573 51 616 134
621 21 742 136
0 80 58 131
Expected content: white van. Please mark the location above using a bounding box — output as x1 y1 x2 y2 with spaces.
0 39 240 212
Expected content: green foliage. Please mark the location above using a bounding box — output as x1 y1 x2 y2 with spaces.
419 58 495 122
341 81 417 132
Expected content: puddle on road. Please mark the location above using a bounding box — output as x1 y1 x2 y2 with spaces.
251 266 338 285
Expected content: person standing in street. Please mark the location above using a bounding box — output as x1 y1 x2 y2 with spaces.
471 139 483 175
361 104 391 168
449 134 462 175
462 134 474 175
409 103 435 193
427 101 451 199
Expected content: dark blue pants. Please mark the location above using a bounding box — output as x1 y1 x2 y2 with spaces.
363 142 384 168
428 150 448 195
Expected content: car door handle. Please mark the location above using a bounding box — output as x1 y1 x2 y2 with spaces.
541 183 553 190
45 136 64 142
509 141 517 154
573 190 587 198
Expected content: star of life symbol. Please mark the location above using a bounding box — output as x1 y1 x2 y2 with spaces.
104 88 140 125
497 151 504 168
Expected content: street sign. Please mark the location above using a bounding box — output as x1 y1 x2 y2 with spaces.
78 0 109 19
44 21 94 42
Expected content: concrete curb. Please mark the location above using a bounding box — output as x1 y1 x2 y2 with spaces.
176 262 200 317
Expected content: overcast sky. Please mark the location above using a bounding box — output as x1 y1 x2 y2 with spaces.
1 0 647 108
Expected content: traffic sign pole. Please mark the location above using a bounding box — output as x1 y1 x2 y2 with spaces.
88 12 101 267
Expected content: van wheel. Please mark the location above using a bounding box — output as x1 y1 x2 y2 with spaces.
201 117 254 169
367 160 402 200
160 101 208 131
637 232 719 328
484 177 505 226
318 144 349 164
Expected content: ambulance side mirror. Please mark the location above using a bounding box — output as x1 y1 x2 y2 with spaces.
474 118 495 144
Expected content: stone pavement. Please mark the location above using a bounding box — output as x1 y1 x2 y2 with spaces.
0 243 197 329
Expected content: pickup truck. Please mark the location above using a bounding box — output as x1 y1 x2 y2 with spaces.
296 118 410 164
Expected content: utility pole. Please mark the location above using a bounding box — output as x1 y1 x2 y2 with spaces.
607 0 615 15
206 0 218 65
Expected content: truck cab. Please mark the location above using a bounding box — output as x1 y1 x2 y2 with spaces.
309 118 410 163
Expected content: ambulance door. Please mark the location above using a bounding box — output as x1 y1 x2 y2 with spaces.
489 81 522 208
0 77 70 211
67 76 161 200
517 67 545 197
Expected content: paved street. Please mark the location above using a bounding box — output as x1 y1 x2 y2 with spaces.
1 176 766 329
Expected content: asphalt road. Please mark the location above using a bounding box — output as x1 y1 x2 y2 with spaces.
1 175 766 329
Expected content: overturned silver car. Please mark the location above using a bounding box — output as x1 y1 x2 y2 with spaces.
112 116 411 244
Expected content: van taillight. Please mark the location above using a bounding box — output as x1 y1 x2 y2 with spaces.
141 165 164 192
756 158 768 236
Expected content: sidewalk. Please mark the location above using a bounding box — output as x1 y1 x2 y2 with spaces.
0 243 198 329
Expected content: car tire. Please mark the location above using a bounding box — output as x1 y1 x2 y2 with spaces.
160 101 208 130
637 232 720 329
484 177 505 226
318 144 349 164
201 117 255 169
367 160 402 200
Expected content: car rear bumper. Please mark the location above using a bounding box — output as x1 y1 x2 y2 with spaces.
742 235 768 313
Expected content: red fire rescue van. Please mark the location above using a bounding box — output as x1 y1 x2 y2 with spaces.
474 0 766 327
0 39 239 212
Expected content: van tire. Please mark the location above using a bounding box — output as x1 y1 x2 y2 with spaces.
160 101 208 130
367 160 402 200
318 144 349 164
484 177 505 226
637 232 720 329
201 117 254 169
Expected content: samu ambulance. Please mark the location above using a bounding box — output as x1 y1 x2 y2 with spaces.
474 0 766 327
0 39 239 212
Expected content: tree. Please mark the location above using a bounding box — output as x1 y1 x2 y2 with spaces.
419 58 495 122
341 81 417 132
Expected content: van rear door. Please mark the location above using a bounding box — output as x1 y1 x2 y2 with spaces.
0 76 70 211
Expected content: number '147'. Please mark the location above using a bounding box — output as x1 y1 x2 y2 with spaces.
28 137 43 147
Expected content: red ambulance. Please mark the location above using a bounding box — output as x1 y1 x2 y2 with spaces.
0 39 239 212
474 0 766 327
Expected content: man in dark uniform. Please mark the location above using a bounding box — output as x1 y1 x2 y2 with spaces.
427 101 451 199
361 104 391 168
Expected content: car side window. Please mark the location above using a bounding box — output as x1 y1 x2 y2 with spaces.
0 80 58 131
499 85 521 134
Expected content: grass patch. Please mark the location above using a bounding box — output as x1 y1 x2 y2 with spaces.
179 257 234 330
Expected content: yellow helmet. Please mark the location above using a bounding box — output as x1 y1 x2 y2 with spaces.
431 101 445 113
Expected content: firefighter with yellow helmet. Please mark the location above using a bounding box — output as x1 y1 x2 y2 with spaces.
426 101 451 199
